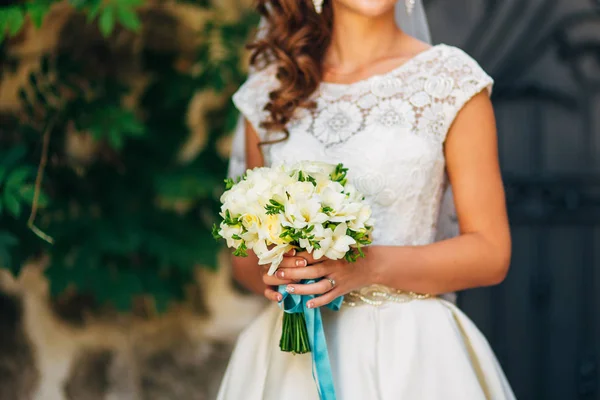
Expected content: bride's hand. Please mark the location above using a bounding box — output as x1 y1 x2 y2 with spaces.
275 250 374 308
261 250 323 302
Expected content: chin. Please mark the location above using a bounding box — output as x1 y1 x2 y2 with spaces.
333 0 397 17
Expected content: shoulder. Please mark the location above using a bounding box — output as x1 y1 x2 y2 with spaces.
233 64 279 103
415 44 494 111
232 64 280 136
398 44 495 143
428 44 494 94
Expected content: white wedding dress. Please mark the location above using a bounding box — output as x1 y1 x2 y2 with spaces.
217 44 516 400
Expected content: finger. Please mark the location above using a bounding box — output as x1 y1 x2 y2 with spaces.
277 256 308 269
296 251 325 265
263 274 294 286
261 265 298 285
276 263 331 281
264 287 283 302
283 248 297 257
284 278 333 296
307 287 343 309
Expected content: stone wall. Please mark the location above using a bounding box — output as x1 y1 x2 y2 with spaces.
0 252 265 400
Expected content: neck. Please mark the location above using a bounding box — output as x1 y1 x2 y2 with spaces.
325 6 403 70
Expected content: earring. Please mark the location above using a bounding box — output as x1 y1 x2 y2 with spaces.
406 0 415 15
313 0 323 14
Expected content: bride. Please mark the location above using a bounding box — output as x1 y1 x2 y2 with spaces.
217 0 516 398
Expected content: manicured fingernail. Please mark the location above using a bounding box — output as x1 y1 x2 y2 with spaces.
296 259 307 267
286 286 295 293
291 249 297 256
277 271 284 278
277 294 283 301
307 302 314 309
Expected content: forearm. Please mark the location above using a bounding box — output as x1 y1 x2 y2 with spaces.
231 253 265 296
370 232 511 295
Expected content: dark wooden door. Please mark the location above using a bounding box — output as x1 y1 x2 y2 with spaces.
428 0 600 398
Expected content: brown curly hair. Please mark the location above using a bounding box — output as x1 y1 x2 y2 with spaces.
248 0 333 135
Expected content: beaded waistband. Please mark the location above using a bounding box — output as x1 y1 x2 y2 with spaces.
344 285 431 307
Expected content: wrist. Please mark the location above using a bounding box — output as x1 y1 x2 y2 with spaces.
363 246 385 286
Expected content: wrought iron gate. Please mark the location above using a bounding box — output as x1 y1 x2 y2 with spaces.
427 0 600 399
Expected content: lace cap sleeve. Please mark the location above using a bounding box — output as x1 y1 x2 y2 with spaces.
231 65 278 141
441 46 494 133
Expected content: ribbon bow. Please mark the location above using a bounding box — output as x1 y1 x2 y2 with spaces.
278 279 343 400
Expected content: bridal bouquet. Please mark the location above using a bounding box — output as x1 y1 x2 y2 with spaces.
214 161 373 354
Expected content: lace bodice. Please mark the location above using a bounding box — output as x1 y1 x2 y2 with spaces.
232 44 493 247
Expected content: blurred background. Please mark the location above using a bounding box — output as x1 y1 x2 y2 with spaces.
0 0 598 399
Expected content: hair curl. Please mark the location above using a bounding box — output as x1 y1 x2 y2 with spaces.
248 0 333 135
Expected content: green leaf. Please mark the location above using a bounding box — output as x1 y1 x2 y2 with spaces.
26 3 48 29
0 167 7 186
108 128 124 150
86 0 103 22
212 223 222 240
99 6 115 37
0 17 7 43
5 7 25 36
68 0 87 9
0 231 18 247
233 242 248 257
116 6 141 31
118 111 144 136
19 185 49 207
5 167 32 190
0 146 26 169
117 0 144 7
3 191 22 218
45 262 72 297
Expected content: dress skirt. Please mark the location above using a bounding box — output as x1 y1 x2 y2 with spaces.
217 298 516 400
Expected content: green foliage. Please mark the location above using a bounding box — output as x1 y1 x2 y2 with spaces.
0 0 144 42
0 2 259 312
330 163 349 186
265 199 285 215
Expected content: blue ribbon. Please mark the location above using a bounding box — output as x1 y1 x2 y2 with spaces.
278 280 343 400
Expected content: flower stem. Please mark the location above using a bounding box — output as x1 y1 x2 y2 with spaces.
280 312 310 354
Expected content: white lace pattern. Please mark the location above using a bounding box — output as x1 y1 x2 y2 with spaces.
232 44 493 248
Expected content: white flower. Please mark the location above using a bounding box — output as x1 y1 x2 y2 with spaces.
315 180 344 196
329 201 363 223
314 223 356 260
283 196 328 230
424 75 455 99
366 99 415 130
254 241 293 275
320 184 348 212
343 183 364 203
348 205 372 232
313 101 362 144
256 214 287 245
287 161 336 180
219 223 243 249
218 161 374 271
